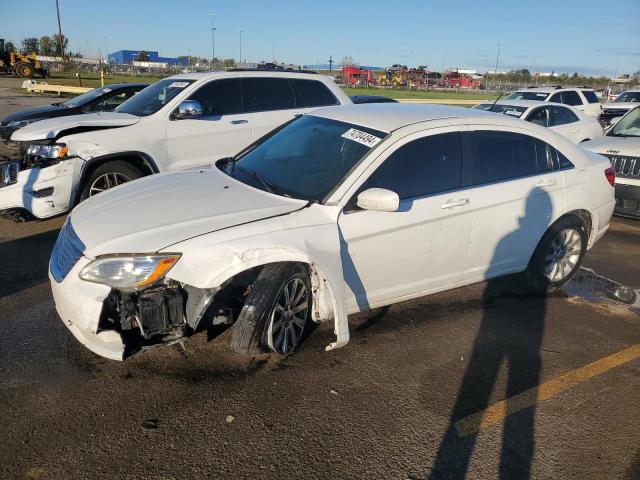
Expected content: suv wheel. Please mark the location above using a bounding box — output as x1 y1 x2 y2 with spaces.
525 216 587 291
79 161 144 202
231 263 312 356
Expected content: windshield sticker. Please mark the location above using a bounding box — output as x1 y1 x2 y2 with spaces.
168 81 189 88
341 128 382 148
101 87 112 93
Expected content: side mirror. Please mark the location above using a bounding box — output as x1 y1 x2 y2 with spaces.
356 188 400 212
175 100 203 119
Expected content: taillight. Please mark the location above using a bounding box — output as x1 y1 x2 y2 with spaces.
605 166 616 187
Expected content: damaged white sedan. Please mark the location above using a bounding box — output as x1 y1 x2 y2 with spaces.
49 104 616 360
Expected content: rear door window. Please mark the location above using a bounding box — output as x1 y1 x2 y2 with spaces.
551 91 583 106
243 78 296 112
550 106 579 126
466 131 554 186
292 79 339 107
582 90 600 104
187 78 244 116
360 132 463 200
526 107 550 126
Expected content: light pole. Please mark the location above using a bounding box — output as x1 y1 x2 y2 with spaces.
272 45 275 62
239 30 243 64
328 55 333 74
209 12 215 68
55 0 65 59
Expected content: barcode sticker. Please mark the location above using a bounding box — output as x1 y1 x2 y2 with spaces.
341 128 382 148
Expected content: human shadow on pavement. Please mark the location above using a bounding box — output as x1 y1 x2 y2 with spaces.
0 227 60 298
427 188 553 479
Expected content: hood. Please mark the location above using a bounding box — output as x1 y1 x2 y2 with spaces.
70 168 308 257
1 104 68 124
10 112 141 142
582 136 640 156
603 102 638 111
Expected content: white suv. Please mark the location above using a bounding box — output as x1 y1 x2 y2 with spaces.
0 70 351 220
505 87 602 117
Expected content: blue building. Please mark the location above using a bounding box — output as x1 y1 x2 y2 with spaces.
108 50 188 66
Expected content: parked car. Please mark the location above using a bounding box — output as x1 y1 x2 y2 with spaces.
582 106 640 218
0 83 146 141
473 100 603 144
1 70 351 221
600 89 640 126
505 87 602 117
350 95 398 104
48 104 615 361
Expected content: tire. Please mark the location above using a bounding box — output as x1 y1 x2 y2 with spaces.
525 215 587 292
231 263 312 357
15 61 34 79
79 160 144 202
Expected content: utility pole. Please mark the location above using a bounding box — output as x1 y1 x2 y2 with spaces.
272 45 275 62
494 42 501 74
328 55 333 74
239 30 243 64
55 0 65 59
209 13 215 68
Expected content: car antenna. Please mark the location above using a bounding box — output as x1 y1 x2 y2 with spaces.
489 92 504 112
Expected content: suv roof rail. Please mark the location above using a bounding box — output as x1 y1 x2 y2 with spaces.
227 68 317 74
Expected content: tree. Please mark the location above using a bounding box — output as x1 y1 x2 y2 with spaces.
341 56 357 67
137 50 150 61
631 71 640 85
21 37 39 54
5 40 16 53
222 58 236 68
39 36 54 56
52 33 68 56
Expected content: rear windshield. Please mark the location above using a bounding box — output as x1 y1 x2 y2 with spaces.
61 86 115 108
504 91 549 101
615 92 640 103
474 103 526 117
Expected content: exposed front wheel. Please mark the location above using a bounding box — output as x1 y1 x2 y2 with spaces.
15 61 34 79
231 263 312 356
79 160 144 202
525 216 587 291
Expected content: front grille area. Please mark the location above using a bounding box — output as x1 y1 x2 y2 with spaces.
606 155 640 179
50 220 86 283
0 160 19 187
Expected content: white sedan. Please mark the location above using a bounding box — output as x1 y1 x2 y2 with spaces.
49 104 616 361
474 100 603 144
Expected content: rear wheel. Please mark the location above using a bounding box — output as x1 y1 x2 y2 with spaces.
15 61 34 78
231 263 312 356
525 216 587 291
79 160 144 202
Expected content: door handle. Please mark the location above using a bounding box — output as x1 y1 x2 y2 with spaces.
441 198 470 209
230 119 249 125
536 179 556 187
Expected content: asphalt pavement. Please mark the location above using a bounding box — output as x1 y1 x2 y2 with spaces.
1 76 640 480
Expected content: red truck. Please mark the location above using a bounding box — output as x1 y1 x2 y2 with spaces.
444 72 481 89
342 66 376 86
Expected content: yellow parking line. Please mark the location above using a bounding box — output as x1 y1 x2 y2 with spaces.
455 343 640 437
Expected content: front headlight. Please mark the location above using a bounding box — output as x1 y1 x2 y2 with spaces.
79 254 181 290
8 119 37 129
27 143 68 159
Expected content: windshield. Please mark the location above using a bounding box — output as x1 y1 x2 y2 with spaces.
115 79 194 116
609 107 640 137
614 92 640 103
61 86 115 108
223 115 386 202
474 103 526 117
504 91 549 101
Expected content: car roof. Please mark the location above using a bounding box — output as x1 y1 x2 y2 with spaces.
514 86 594 93
102 82 148 89
477 99 552 108
167 70 327 81
309 103 503 133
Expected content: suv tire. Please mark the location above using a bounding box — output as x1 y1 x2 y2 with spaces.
79 160 144 202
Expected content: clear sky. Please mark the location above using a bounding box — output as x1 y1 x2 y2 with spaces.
1 0 638 76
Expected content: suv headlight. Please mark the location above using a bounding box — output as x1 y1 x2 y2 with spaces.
27 143 68 159
8 119 38 129
79 254 181 290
